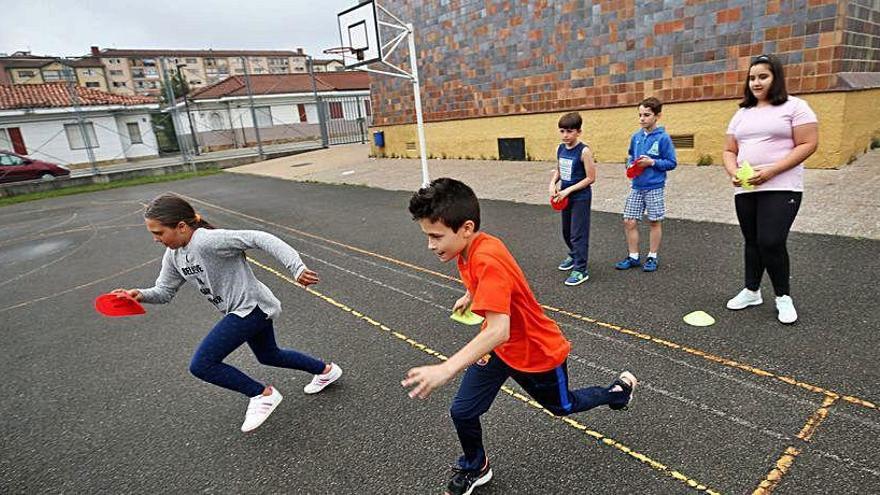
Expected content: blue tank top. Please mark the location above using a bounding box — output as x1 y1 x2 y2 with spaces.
557 142 591 201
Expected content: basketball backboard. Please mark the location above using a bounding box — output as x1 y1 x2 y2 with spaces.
337 1 382 68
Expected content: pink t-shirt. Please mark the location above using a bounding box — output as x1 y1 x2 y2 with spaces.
726 96 818 194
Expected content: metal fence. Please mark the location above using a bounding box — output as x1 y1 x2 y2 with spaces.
0 57 370 179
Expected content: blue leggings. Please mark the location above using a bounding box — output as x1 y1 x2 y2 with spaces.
189 307 326 397
450 353 624 471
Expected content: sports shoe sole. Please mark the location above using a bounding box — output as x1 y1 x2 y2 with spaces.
726 297 763 310
610 371 637 411
564 274 589 286
453 468 493 495
241 395 283 433
557 263 574 271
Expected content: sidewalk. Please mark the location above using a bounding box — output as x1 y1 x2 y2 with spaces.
228 143 880 240
69 140 321 177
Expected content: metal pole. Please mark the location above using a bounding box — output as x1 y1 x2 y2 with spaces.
176 63 200 155
62 66 98 175
356 96 365 144
240 56 265 159
308 56 329 148
159 57 193 170
406 23 430 186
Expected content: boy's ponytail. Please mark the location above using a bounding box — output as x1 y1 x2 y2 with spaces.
145 193 216 230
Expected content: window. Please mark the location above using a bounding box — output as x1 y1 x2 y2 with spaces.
64 123 99 150
328 101 343 119
81 69 96 76
364 99 371 116
0 153 25 166
205 58 216 67
85 82 100 88
186 58 197 64
112 81 127 87
109 70 123 76
297 104 308 123
254 107 273 128
0 127 27 154
208 112 224 130
43 70 75 82
0 128 11 151
17 70 35 78
126 122 143 144
131 69 145 78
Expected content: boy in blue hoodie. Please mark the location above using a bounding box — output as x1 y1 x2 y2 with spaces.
615 97 677 272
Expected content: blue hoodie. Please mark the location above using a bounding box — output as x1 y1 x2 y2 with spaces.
627 126 677 191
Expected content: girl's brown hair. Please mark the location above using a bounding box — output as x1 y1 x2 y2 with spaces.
144 193 215 229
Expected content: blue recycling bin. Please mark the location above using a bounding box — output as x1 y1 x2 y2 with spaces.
373 131 385 148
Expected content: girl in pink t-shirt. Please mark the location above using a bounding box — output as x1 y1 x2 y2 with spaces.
722 54 819 325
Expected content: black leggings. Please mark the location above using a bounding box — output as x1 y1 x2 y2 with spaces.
734 191 802 296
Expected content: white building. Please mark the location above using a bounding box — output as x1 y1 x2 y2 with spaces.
0 83 160 167
175 71 371 151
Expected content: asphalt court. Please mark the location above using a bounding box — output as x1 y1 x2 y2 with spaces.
1 173 878 494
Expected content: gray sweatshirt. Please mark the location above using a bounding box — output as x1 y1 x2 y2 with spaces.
138 228 307 319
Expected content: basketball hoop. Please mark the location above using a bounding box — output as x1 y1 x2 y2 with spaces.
324 46 365 62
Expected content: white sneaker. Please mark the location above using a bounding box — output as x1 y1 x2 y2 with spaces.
304 363 342 394
726 288 763 310
775 295 798 324
240 386 283 433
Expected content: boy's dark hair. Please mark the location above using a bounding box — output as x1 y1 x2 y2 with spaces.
408 178 480 232
740 54 788 108
557 112 582 130
145 193 215 229
639 97 663 114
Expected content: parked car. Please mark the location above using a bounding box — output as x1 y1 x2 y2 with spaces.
0 150 71 183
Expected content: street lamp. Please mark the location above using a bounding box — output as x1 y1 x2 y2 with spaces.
176 63 200 155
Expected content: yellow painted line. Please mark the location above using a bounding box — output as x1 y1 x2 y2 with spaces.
752 395 838 494
248 257 723 495
796 395 838 442
752 446 800 495
182 194 878 413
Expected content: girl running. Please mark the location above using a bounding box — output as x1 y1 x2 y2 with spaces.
114 193 342 432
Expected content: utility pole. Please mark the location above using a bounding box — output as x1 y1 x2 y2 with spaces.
307 56 329 148
159 57 194 171
62 65 98 175
176 63 200 155
240 56 265 159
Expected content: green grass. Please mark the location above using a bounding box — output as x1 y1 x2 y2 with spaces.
0 168 221 207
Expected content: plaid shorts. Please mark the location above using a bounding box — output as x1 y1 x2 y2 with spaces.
623 187 666 221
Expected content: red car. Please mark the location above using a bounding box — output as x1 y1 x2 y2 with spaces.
0 150 71 183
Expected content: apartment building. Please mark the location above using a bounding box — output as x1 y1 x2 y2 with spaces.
311 59 345 72
0 52 109 91
90 47 319 97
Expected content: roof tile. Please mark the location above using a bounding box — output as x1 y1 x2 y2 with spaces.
0 83 158 110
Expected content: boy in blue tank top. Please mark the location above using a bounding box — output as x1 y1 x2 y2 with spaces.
548 112 596 286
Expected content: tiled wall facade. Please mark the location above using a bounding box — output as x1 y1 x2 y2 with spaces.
371 0 879 127
842 0 880 73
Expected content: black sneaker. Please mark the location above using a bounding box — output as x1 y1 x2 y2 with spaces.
445 459 493 495
608 371 637 411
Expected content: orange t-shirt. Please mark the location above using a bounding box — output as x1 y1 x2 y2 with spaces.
457 232 571 372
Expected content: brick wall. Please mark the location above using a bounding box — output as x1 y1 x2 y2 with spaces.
371 0 878 127
841 1 880 72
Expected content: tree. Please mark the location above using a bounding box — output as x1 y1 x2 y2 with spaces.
159 70 190 105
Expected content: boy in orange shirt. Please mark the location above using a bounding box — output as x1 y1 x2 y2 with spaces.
403 178 638 495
